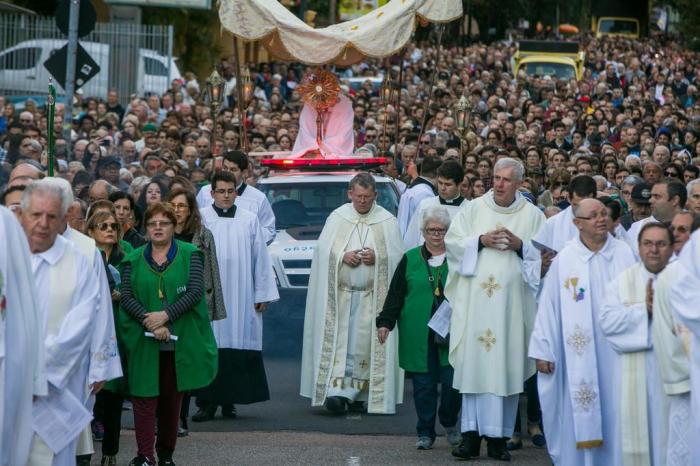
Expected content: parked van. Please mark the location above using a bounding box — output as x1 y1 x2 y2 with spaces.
0 39 180 98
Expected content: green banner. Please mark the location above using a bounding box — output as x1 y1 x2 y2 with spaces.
47 80 56 177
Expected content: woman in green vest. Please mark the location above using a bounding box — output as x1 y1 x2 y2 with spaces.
376 206 461 451
119 202 217 466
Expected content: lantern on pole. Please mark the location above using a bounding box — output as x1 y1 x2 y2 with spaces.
453 95 472 164
206 69 226 142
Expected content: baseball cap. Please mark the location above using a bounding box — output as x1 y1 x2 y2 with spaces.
630 183 651 205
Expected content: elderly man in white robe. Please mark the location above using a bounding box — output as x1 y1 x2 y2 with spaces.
195 150 276 244
652 212 699 466
445 158 545 461
403 160 465 249
0 205 47 466
529 199 636 466
600 222 674 466
193 170 279 422
43 177 122 465
669 230 700 466
301 172 404 414
20 180 100 466
397 156 440 238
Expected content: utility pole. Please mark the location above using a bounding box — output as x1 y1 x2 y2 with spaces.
329 0 337 25
63 0 80 148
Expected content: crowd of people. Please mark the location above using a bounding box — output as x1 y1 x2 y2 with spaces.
2 29 700 466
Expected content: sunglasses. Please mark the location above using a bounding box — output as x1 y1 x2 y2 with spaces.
664 171 678 177
97 222 118 232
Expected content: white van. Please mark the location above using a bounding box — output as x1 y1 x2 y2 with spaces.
0 38 180 98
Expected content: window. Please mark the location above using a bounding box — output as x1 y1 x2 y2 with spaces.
259 181 399 231
0 47 41 71
524 62 577 81
144 57 168 76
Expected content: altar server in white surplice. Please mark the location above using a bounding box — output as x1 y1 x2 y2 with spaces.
403 160 465 250
301 173 404 415
20 180 99 466
47 177 122 462
196 151 276 244
0 205 47 466
532 175 597 253
669 229 700 466
446 158 545 461
529 199 635 466
397 156 440 238
195 171 278 420
652 213 699 466
600 222 673 466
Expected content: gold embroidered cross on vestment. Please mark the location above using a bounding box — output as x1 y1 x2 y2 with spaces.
572 382 597 411
478 329 496 352
480 275 502 298
566 325 592 356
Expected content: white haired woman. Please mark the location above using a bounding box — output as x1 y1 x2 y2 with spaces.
376 206 461 450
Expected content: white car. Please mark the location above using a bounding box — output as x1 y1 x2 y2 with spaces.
0 38 180 99
258 171 400 290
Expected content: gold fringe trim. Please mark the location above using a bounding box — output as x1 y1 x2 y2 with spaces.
576 440 603 449
330 377 369 391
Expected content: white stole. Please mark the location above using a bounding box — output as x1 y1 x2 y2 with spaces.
616 269 651 466
557 245 603 449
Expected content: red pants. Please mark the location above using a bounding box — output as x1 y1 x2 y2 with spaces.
132 352 184 463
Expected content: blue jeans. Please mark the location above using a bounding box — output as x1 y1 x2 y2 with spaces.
409 343 461 439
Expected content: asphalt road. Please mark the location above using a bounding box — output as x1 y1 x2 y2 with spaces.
92 294 551 465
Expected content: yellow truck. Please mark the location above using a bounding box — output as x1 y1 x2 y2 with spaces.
513 41 584 81
591 16 641 39
590 0 649 39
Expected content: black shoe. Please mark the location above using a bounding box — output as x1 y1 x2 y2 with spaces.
128 456 154 466
158 459 176 466
347 400 366 414
76 455 92 466
451 431 481 459
486 437 511 461
323 396 348 414
191 406 216 422
221 404 237 418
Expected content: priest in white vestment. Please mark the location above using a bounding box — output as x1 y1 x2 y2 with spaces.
301 173 404 414
669 230 700 466
600 222 673 466
196 150 276 244
445 158 544 461
533 175 597 253
403 160 466 249
46 177 122 462
652 216 698 466
529 199 636 466
397 156 440 238
0 205 47 466
194 171 279 421
19 180 99 466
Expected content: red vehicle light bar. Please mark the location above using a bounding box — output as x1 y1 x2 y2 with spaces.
262 157 388 170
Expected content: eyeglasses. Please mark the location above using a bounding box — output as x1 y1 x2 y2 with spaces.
146 220 173 228
214 189 236 195
171 203 189 210
97 222 119 232
664 171 678 177
425 228 447 236
575 212 609 221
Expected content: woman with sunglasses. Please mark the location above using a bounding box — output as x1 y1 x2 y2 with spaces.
119 202 217 466
86 211 128 466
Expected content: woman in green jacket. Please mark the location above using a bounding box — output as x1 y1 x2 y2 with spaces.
376 206 461 451
119 202 217 466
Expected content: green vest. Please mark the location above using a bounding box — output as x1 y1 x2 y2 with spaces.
118 240 218 397
397 247 449 372
120 239 134 255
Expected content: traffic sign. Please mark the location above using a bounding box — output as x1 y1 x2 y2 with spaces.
43 43 101 91
55 0 97 38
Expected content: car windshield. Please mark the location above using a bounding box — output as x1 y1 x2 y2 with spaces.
259 181 399 229
524 62 577 80
598 19 638 35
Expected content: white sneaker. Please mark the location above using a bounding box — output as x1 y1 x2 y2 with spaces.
415 436 434 450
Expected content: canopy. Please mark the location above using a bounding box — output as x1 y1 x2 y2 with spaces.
218 0 463 66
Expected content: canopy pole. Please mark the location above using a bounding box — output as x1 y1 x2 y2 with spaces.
417 24 445 150
394 51 404 150
232 35 249 154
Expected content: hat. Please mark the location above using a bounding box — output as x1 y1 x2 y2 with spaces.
142 123 157 133
630 183 652 205
98 155 121 170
